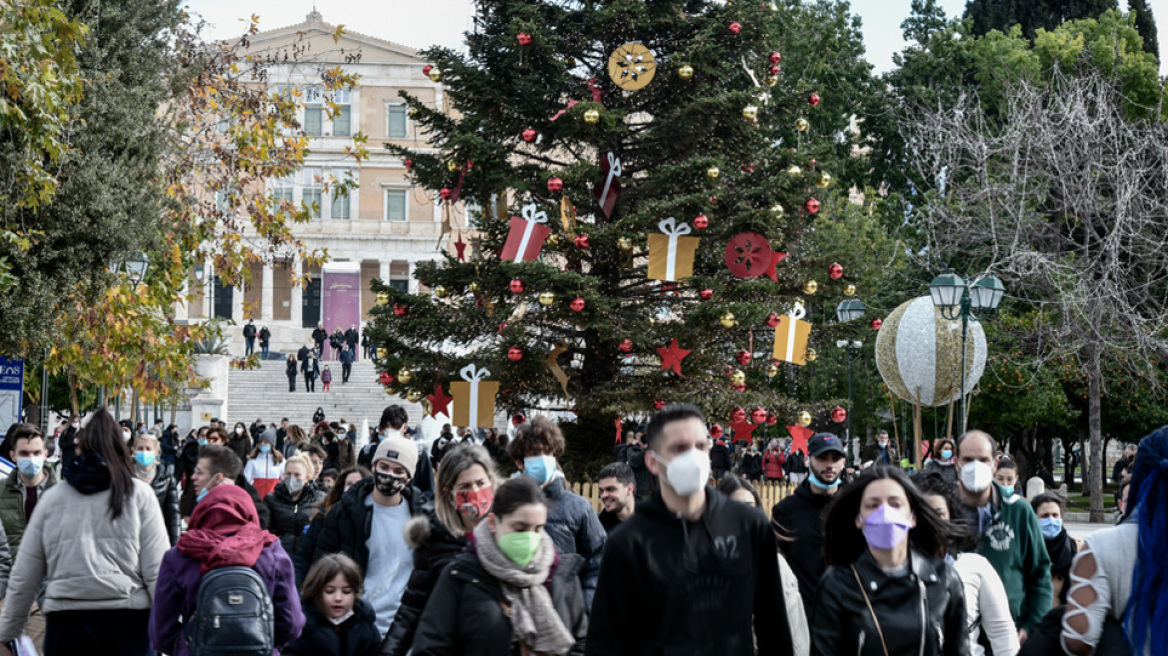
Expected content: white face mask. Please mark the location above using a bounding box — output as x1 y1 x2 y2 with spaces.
235 427 244 435
122 429 132 442
961 461 993 493
653 448 710 497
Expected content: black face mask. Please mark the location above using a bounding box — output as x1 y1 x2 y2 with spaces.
374 471 408 497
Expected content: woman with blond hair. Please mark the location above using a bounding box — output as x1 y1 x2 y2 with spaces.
131 432 182 545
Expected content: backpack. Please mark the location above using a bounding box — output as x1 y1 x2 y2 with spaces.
186 566 274 656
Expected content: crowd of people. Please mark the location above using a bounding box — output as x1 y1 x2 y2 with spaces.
0 403 1157 656
283 323 365 393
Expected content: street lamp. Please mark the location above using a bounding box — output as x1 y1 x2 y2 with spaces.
194 264 215 319
928 267 1005 434
835 299 867 323
836 338 864 466
109 252 150 284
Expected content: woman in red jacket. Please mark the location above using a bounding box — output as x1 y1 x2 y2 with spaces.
762 439 786 481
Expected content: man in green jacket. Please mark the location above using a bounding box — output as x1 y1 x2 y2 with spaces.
0 424 56 559
956 429 1052 644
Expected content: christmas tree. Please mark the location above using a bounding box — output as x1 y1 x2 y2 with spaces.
367 0 874 462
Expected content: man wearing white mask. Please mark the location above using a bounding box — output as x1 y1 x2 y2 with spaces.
587 404 793 656
956 429 1051 644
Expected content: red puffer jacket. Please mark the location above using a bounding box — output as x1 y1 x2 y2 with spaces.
762 448 785 478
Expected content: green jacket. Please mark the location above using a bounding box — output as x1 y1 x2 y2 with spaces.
0 466 57 560
976 483 1052 631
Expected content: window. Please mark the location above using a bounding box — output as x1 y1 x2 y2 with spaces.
272 176 294 206
387 105 408 138
302 168 322 218
330 169 351 219
304 87 323 136
385 189 408 221
389 279 408 292
332 89 351 136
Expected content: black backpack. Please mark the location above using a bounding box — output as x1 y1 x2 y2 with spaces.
185 566 274 656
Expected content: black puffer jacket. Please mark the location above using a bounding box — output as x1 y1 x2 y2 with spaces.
284 597 381 656
145 462 181 546
810 550 969 656
311 478 430 574
710 443 732 471
264 480 327 558
413 551 588 656
742 451 764 478
381 512 470 656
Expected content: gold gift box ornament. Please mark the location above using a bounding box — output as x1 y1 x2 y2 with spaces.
772 302 812 366
450 364 500 428
647 218 700 282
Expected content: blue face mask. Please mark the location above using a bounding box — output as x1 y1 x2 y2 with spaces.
134 452 156 468
16 456 44 478
198 438 208 446
259 444 271 454
524 455 556 486
1000 483 1016 497
940 449 953 460
808 470 841 491
196 487 210 503
1039 517 1063 539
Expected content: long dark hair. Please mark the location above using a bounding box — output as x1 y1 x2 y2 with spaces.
311 466 371 519
823 466 951 566
1123 426 1168 651
911 471 976 554
75 409 136 520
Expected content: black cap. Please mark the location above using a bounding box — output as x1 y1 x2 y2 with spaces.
808 433 846 458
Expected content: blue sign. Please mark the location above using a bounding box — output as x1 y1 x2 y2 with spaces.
0 357 24 439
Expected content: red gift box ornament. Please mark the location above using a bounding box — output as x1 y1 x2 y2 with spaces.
593 152 622 219
501 203 551 263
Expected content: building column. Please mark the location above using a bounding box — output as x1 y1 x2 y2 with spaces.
202 262 213 319
231 283 244 324
379 260 391 284
408 260 419 294
261 263 274 321
290 259 303 328
175 275 190 321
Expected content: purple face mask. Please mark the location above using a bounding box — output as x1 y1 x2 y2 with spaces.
861 503 913 550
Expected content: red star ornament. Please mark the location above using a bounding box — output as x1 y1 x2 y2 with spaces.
425 384 454 418
729 421 757 443
787 425 814 456
454 232 467 262
765 251 788 281
656 338 691 376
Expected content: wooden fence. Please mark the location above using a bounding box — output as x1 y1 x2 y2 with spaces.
571 478 794 513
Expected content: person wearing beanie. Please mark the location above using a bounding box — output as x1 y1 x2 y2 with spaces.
312 435 431 641
244 429 285 499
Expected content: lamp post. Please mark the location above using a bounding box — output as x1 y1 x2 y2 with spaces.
105 253 150 419
194 263 213 320
836 299 867 465
928 268 1005 434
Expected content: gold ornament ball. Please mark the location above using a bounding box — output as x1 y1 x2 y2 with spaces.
765 75 779 87
771 204 785 218
806 347 818 362
384 387 396 396
397 369 413 384
817 172 832 188
421 398 434 414
447 160 460 172
546 233 561 247
408 106 419 118
765 364 779 378
803 280 819 295
406 390 423 403
616 237 633 252
678 64 694 81
433 285 449 299
583 108 600 124
538 291 556 306
730 369 746 386
720 312 737 328
786 165 802 178
376 347 388 359
844 284 857 297
742 105 759 121
707 166 720 180
468 282 480 293
797 411 812 427
795 118 809 132
428 69 443 82
375 291 390 306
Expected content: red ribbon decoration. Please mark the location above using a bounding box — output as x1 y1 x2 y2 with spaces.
450 161 471 203
587 77 603 103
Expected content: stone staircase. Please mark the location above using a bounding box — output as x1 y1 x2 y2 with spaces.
226 359 428 433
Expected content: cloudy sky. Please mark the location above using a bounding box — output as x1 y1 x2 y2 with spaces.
186 0 1167 75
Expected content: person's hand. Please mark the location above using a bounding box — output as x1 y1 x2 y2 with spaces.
1018 628 1028 644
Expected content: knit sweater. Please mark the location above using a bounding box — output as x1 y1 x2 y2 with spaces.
972 483 1052 631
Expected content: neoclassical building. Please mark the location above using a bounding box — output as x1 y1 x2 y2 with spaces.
177 11 461 353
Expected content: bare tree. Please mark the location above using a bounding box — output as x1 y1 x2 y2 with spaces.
906 71 1168 521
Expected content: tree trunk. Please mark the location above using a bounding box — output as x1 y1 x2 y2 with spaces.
1087 352 1105 523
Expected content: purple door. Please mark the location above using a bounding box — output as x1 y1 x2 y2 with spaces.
322 265 361 361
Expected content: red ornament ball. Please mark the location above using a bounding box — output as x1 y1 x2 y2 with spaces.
547 177 564 193
509 279 525 294
522 128 537 143
736 350 752 366
769 51 782 64
809 93 821 107
831 406 848 423
766 312 781 328
511 412 526 426
393 304 408 317
700 289 714 300
403 158 413 170
804 198 820 214
729 21 742 34
751 407 767 424
517 32 533 46
828 262 844 279
768 64 780 76
731 383 747 392
709 424 724 439
570 296 586 312
619 339 634 353
507 346 523 362
871 318 883 330
422 64 433 76
731 406 747 423
439 187 452 200
574 234 590 249
766 412 779 427
379 371 393 385
653 399 666 411
693 214 709 230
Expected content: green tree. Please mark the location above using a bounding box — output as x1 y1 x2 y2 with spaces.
965 0 1119 38
365 0 876 470
1126 0 1159 57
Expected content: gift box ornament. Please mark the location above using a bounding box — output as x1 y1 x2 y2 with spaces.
450 364 500 428
647 218 700 282
772 302 812 366
501 204 551 263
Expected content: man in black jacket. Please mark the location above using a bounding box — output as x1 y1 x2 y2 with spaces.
771 432 846 617
311 324 327 358
242 319 257 356
344 324 359 357
587 404 793 656
614 431 653 498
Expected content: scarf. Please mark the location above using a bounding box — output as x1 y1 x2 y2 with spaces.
178 485 277 574
1044 528 1077 603
63 453 112 494
472 521 575 655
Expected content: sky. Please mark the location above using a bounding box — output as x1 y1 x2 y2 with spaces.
186 0 1168 75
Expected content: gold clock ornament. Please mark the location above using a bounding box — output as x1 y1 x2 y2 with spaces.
607 43 657 91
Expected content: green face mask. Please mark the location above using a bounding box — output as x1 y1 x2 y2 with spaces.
496 531 541 567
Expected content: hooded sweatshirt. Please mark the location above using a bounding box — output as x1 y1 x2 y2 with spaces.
771 479 833 617
586 487 793 656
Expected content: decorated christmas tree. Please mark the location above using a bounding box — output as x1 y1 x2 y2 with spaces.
367 0 876 463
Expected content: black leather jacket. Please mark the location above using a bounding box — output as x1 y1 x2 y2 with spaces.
810 550 969 656
145 462 181 546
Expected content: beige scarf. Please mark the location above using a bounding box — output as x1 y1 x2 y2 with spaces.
472 521 576 655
